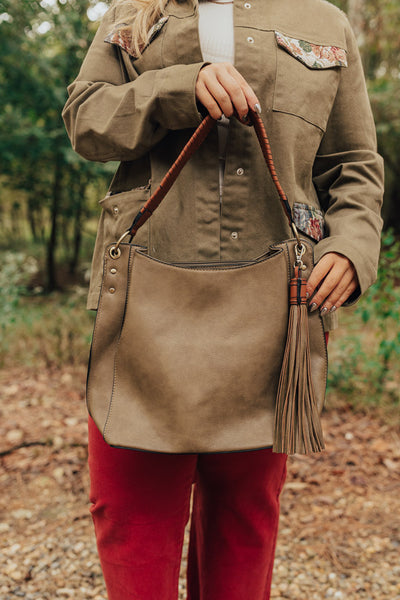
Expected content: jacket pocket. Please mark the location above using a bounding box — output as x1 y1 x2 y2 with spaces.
99 186 151 248
88 186 151 308
273 31 347 131
275 31 347 69
293 202 325 242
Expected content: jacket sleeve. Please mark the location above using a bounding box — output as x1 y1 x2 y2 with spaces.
312 17 384 301
62 7 207 163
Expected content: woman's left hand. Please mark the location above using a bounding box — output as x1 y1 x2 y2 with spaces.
306 252 359 314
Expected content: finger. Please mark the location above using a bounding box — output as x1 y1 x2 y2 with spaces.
318 270 358 314
226 64 260 112
307 255 337 299
195 79 223 120
308 263 352 311
232 108 252 125
329 279 359 311
214 69 249 118
201 73 235 118
197 64 260 120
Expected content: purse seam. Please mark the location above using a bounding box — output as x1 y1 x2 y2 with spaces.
103 246 135 440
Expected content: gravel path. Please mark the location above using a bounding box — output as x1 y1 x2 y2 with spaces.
1 367 399 599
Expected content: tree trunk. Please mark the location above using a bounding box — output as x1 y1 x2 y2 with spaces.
383 182 400 232
10 200 22 238
46 153 63 292
69 181 86 275
27 196 38 240
347 0 366 43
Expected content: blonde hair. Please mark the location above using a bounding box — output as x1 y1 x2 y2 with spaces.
111 0 173 57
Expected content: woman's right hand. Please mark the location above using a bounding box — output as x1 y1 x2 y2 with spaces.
195 63 261 122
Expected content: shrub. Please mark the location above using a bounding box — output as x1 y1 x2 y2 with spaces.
0 251 38 330
328 231 400 409
0 250 94 368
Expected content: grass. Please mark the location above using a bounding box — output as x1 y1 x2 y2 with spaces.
0 247 95 369
326 231 400 421
0 288 95 369
326 309 400 423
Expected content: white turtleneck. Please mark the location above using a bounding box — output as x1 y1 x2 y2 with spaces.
198 1 234 65
198 0 235 200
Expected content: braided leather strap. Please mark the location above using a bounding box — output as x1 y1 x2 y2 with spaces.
250 111 293 227
126 110 294 240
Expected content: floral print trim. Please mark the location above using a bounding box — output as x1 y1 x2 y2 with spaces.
105 16 169 59
105 22 132 55
293 203 325 242
275 31 347 69
147 16 169 46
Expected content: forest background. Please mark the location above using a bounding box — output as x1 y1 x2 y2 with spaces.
0 2 400 598
0 0 399 408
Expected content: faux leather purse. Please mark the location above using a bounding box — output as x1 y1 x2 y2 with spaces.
87 110 327 455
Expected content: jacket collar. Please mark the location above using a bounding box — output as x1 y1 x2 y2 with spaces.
165 0 197 18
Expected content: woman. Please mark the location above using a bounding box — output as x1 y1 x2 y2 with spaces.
62 0 383 598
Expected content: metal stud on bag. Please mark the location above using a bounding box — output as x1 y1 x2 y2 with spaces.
109 230 131 259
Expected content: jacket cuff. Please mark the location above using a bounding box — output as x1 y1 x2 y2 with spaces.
157 62 209 130
313 235 379 305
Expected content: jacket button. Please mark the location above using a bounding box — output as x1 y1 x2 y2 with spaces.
244 2 251 8
247 36 254 44
113 206 119 215
109 287 116 294
231 232 239 240
110 268 117 274
236 167 244 176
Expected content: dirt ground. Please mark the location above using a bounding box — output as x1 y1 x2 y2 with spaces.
1 366 399 599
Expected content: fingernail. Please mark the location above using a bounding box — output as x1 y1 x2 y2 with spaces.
320 307 328 315
330 305 337 313
309 303 318 313
241 113 249 123
254 103 261 114
306 291 310 299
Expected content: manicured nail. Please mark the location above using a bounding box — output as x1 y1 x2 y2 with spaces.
254 103 261 114
320 307 328 315
330 305 337 313
306 291 310 299
309 303 318 313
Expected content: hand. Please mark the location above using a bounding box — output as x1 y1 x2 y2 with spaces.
195 63 260 122
306 252 359 315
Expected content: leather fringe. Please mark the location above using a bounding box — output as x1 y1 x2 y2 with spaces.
273 267 325 455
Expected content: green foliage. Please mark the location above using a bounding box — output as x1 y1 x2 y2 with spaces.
328 0 400 231
0 0 113 289
0 252 39 331
0 284 95 369
328 231 400 407
0 245 94 368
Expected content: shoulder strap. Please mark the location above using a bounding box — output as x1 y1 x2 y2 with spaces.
121 110 299 244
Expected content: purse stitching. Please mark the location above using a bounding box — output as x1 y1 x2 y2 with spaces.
133 246 284 272
86 252 111 414
103 246 135 440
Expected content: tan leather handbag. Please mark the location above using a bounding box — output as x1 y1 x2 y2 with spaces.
87 111 327 455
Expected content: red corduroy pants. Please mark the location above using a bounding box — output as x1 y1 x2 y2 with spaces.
88 417 288 600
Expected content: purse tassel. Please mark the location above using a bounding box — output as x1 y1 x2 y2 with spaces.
273 266 325 455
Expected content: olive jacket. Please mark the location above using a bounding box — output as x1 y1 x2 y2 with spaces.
62 0 384 329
